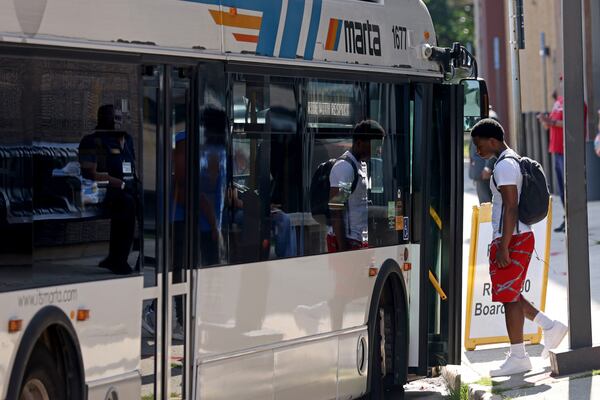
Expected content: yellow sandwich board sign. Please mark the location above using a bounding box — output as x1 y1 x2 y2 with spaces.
464 201 552 351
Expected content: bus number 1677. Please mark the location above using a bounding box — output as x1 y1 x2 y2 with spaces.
392 25 408 50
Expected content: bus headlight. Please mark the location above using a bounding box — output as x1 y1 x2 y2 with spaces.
421 44 433 59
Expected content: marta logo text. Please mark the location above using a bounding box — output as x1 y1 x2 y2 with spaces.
325 18 382 57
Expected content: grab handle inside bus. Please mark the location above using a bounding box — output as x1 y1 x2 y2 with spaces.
429 270 448 301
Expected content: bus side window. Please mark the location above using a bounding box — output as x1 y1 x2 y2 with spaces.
221 75 301 265
0 57 143 292
303 80 411 256
0 58 33 276
365 83 411 247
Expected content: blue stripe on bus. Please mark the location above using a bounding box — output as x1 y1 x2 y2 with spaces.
304 0 323 60
334 17 342 50
252 1 283 56
279 0 305 59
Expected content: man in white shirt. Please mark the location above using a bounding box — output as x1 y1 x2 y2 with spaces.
327 120 385 252
471 119 567 376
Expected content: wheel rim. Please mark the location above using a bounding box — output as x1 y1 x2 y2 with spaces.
379 307 387 376
20 378 50 400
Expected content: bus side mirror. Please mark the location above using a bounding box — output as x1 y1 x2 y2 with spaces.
462 78 489 132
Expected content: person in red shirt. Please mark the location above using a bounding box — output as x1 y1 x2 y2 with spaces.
538 77 587 232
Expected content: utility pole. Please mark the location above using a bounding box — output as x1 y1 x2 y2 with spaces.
540 32 549 113
508 0 524 150
550 0 600 376
493 36 501 116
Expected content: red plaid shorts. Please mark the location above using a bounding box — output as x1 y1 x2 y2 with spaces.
489 232 535 303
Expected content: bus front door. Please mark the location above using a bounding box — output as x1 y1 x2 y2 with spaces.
414 83 464 373
141 64 194 400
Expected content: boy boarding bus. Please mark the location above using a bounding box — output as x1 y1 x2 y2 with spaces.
0 0 486 398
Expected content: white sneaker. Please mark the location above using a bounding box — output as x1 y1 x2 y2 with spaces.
541 320 568 359
489 353 532 377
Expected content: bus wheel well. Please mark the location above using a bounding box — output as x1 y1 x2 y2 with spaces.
6 305 85 400
366 259 409 394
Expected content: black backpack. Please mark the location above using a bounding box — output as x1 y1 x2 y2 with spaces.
310 155 359 225
492 154 550 227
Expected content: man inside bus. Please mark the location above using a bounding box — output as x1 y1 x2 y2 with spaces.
327 120 385 252
79 104 138 275
471 119 567 376
198 107 227 266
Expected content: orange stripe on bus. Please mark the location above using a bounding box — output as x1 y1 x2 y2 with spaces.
233 33 259 43
209 9 262 30
325 18 339 50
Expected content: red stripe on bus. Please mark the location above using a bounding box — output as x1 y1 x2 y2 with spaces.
233 33 259 43
325 18 339 50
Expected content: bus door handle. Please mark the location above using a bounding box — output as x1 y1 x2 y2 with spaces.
429 270 447 301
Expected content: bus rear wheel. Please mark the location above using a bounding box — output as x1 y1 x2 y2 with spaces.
369 299 405 399
20 345 64 400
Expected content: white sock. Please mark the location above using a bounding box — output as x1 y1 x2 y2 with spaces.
534 312 554 331
510 343 526 358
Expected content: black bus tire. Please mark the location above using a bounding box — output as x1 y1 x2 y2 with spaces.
20 344 65 400
369 304 385 400
366 261 409 400
369 303 405 400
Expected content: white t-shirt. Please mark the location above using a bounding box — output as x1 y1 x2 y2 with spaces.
329 151 368 242
490 148 532 239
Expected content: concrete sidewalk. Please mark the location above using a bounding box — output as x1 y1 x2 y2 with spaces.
459 342 600 399
457 170 600 399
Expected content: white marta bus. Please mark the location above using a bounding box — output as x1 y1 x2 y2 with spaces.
0 0 487 399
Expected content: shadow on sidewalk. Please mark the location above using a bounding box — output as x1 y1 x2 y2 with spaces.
499 382 553 398
464 344 544 364
499 369 597 399
464 343 600 399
